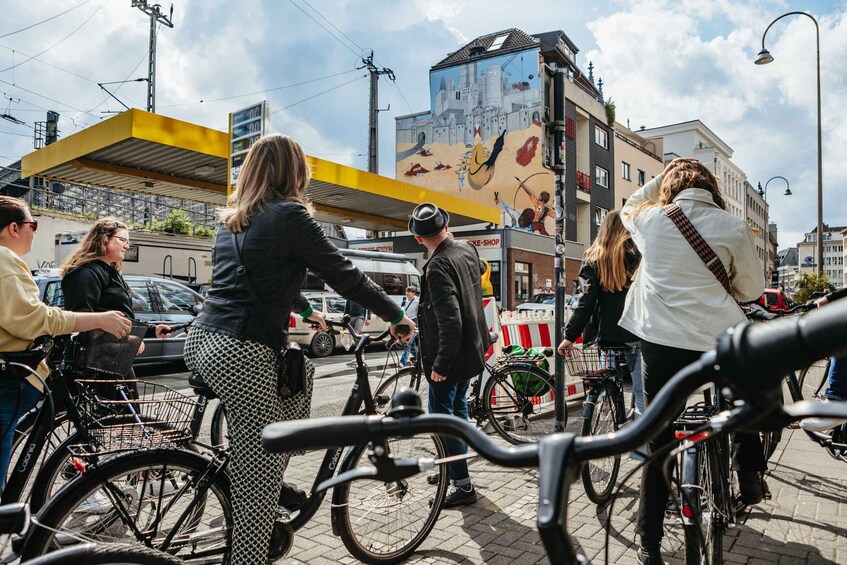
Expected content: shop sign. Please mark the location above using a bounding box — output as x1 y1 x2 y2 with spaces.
456 235 501 249
229 101 271 187
349 242 394 252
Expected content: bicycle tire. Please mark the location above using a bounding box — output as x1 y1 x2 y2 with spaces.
209 402 227 448
25 543 183 564
29 417 198 513
797 358 830 401
580 388 621 504
332 434 447 564
481 365 558 444
373 367 428 415
22 449 232 563
682 440 724 565
6 412 74 504
761 388 783 462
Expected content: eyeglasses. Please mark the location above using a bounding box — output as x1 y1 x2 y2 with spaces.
112 235 130 245
18 220 37 232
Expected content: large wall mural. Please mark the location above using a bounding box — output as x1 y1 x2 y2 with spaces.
396 47 552 235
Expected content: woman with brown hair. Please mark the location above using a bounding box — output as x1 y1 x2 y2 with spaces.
0 197 131 490
61 218 173 376
557 210 644 456
184 134 415 564
620 158 765 564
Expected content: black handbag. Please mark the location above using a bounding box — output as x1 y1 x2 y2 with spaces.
231 231 307 398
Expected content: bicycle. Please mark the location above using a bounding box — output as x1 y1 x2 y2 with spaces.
0 502 182 564
262 298 847 564
26 318 446 565
371 335 559 444
563 345 637 504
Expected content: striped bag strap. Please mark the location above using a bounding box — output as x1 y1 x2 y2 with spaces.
662 203 732 295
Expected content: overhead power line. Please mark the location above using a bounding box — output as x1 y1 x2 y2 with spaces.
271 74 367 114
0 0 94 40
287 0 360 57
0 5 104 75
300 0 364 52
158 69 360 108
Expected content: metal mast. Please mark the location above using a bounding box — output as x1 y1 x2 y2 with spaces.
131 1 174 113
361 51 393 174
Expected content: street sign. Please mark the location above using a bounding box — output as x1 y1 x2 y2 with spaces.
229 101 271 189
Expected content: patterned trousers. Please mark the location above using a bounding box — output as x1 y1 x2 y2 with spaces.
184 328 313 564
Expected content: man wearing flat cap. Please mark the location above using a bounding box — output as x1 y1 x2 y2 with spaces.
410 202 490 507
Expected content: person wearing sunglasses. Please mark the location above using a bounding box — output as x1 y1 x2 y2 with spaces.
0 196 132 491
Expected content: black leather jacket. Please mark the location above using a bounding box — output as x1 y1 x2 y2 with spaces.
194 200 402 350
564 242 641 347
418 238 491 381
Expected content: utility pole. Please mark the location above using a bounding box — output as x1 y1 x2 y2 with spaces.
131 1 174 113
361 51 393 174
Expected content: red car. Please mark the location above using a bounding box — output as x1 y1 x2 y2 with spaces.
758 288 794 311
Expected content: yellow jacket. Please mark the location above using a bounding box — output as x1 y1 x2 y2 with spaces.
0 247 76 389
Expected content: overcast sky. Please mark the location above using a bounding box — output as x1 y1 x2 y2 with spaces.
0 0 845 250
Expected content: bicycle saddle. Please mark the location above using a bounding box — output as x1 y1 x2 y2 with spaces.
187 373 217 400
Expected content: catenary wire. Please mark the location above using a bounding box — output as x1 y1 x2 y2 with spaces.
0 0 94 40
0 5 104 74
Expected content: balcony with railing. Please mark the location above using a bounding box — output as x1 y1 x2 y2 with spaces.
576 171 592 193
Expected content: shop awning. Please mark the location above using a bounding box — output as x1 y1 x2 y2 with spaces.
21 109 497 231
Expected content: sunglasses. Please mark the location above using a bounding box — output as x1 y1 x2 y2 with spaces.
18 220 37 232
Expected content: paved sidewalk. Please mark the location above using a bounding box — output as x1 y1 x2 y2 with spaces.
282 415 846 565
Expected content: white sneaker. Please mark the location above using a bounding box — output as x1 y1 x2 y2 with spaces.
800 399 847 432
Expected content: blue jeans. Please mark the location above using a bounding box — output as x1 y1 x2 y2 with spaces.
825 355 847 401
0 380 42 492
428 377 471 485
399 336 418 366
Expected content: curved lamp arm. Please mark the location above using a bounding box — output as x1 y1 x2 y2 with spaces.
760 11 819 51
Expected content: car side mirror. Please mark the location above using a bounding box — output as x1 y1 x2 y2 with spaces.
191 304 203 315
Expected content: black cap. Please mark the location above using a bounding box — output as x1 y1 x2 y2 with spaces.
408 203 449 237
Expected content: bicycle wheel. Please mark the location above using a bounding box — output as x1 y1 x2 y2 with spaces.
797 358 830 401
481 365 557 444
6 412 73 504
681 440 724 565
580 387 621 504
333 434 447 563
209 402 228 448
760 388 783 462
22 449 232 563
373 367 428 415
25 543 183 564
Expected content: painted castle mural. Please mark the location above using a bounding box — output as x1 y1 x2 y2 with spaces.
396 47 553 235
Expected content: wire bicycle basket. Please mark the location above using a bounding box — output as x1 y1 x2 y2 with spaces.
69 379 195 457
563 347 635 381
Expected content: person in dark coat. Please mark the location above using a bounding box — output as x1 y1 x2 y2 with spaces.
411 202 490 508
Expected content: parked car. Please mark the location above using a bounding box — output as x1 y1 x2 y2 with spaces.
757 288 794 311
567 294 583 310
515 293 556 313
35 275 204 365
288 291 390 357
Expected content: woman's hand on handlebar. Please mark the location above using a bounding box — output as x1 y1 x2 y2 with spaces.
154 324 173 339
815 295 829 307
390 314 416 344
557 338 574 356
305 311 328 331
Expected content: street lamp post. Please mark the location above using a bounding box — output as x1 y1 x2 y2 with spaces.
755 11 824 276
757 177 791 285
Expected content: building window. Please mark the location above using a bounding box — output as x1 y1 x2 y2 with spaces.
565 117 575 140
514 262 531 302
594 126 609 149
595 165 609 189
637 169 646 186
621 162 631 181
594 206 609 226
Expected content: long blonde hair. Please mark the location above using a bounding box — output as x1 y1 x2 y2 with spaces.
61 217 128 275
631 160 726 217
583 211 633 292
221 134 311 232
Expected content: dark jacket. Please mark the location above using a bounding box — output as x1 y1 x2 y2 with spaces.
62 260 135 319
194 200 402 350
418 238 490 381
825 287 847 303
564 242 640 347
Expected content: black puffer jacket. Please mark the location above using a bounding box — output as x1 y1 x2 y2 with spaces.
564 242 641 347
418 238 491 381
194 200 402 350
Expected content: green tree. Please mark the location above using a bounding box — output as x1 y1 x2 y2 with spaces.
152 209 193 235
793 272 833 303
193 225 215 238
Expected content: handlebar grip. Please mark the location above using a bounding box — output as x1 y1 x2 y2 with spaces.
718 298 847 395
262 416 383 453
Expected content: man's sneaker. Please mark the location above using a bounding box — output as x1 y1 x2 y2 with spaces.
426 473 440 485
738 471 765 506
443 484 477 508
635 545 663 565
278 482 307 511
800 399 847 432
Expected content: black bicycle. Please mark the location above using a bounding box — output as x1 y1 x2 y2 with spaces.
563 346 637 504
261 297 847 564
371 335 559 444
25 318 447 564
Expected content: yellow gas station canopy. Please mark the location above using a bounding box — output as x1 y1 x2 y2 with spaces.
21 109 497 231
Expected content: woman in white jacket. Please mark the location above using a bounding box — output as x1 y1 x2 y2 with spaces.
619 158 766 565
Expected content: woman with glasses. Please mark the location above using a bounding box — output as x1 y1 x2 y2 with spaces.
61 218 174 386
0 197 132 490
